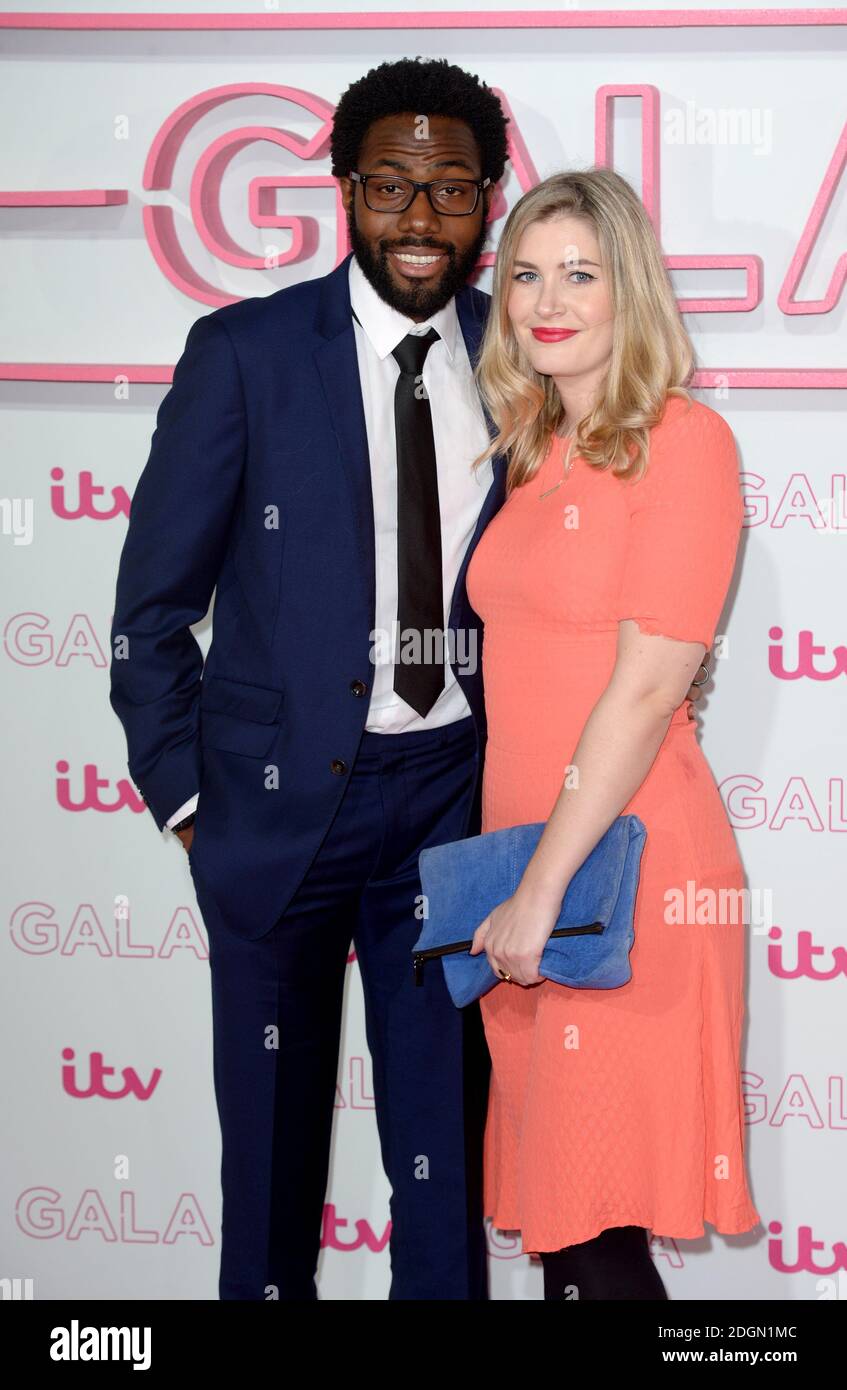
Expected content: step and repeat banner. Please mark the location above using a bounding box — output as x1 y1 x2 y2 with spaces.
1 1 845 1301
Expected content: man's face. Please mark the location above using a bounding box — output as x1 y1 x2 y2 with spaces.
339 112 494 320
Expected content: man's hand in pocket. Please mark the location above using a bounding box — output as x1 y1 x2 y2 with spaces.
176 825 194 853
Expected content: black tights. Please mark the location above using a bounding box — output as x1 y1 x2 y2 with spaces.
539 1225 669 1301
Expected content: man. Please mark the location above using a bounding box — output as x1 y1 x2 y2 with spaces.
110 57 707 1301
111 58 507 1301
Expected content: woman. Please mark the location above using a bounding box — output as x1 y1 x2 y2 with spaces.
466 168 760 1300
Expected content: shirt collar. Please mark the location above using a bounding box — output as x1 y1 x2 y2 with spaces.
348 253 458 362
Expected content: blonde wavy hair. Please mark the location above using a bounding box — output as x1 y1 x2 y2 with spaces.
473 168 696 490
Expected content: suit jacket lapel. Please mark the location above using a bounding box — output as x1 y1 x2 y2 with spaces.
451 284 508 626
313 254 377 624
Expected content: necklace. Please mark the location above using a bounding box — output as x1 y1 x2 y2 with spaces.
538 431 574 500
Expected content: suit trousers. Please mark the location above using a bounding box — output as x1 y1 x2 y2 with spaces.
190 713 490 1300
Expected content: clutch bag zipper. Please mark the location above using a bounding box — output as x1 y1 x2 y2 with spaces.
413 921 604 985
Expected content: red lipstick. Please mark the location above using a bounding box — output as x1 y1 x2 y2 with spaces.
531 328 579 342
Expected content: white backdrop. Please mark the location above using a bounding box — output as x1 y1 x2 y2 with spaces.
1 0 845 1301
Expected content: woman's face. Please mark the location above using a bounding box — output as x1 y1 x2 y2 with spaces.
506 215 614 398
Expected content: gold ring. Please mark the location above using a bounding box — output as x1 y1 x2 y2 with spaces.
497 968 512 981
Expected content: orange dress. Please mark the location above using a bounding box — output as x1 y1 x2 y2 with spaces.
465 394 761 1255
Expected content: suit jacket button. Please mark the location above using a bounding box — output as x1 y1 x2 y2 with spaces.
330 758 348 775
349 679 367 697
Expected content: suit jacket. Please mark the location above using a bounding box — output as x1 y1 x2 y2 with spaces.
109 251 507 940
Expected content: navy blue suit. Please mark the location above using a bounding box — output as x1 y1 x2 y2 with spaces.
110 252 507 1298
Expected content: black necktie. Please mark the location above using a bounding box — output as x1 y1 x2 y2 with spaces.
391 328 444 717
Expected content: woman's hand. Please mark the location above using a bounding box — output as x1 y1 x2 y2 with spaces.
469 884 563 987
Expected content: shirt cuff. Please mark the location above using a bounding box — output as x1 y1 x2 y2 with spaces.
166 793 199 829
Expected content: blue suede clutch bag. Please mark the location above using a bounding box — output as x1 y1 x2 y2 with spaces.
413 815 647 1007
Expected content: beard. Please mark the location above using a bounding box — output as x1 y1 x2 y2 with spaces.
348 209 489 319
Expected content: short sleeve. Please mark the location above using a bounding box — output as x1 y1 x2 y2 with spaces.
615 401 743 648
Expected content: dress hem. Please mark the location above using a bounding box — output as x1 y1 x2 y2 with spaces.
485 1205 763 1257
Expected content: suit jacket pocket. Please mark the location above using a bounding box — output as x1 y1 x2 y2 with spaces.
199 674 283 757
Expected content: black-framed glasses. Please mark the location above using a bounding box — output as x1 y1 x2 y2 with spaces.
349 171 490 216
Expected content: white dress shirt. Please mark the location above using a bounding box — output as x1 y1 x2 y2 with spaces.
166 256 493 828
349 254 493 734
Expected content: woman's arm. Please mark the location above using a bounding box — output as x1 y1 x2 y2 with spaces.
524 620 706 901
470 619 706 986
